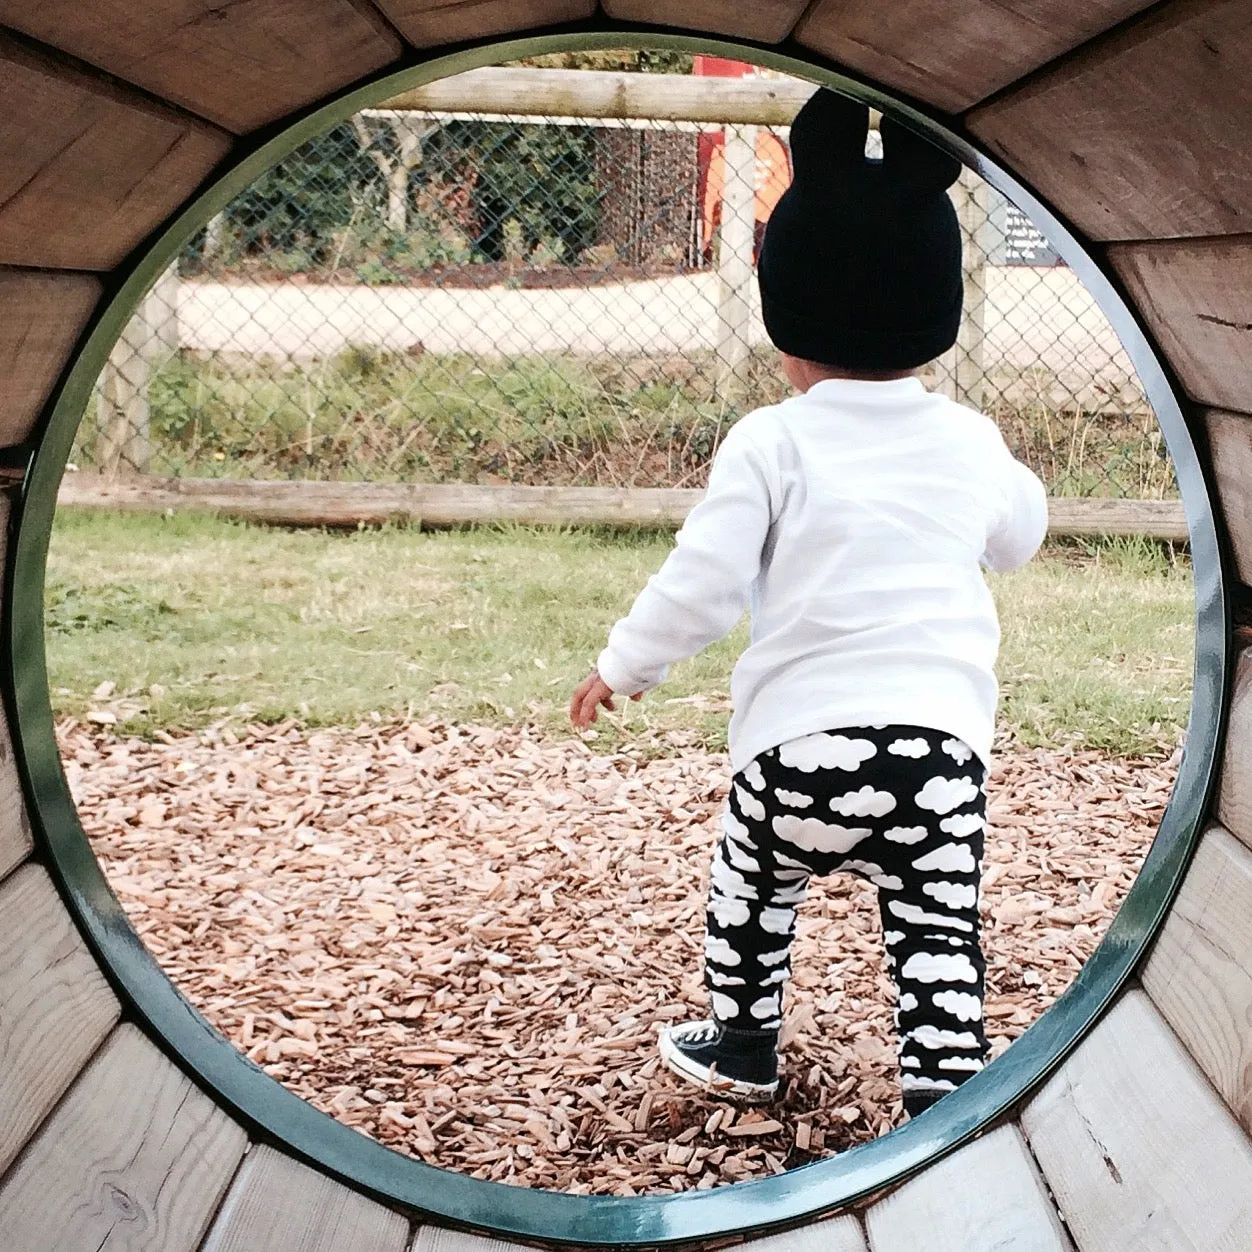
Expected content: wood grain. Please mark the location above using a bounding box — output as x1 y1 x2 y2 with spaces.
795 0 1154 115
1205 410 1252 585
413 1222 867 1252
0 269 101 446
0 1023 245 1251
382 65 820 125
54 473 1191 539
735 1217 868 1252
201 1144 409 1252
0 34 232 271
969 0 1252 241
1142 825 1252 1133
0 1 401 134
0 863 119 1175
1022 988 1252 1251
601 0 809 45
0 497 32 886
1109 239 1252 412
865 1123 1071 1251
1216 649 1252 848
412 1232 539 1252
370 0 593 49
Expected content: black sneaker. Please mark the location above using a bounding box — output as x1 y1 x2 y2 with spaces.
902 1088 949 1120
658 1020 779 1102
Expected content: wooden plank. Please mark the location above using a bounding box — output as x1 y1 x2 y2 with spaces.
55 474 1191 540
601 0 809 45
1142 825 1252 1133
0 1 401 134
0 695 32 884
0 497 32 885
382 65 819 125
0 863 120 1175
1205 410 1252 584
1109 240 1252 413
1215 649 1252 848
865 1123 1071 1251
0 33 232 271
971 0 1252 240
738 1217 867 1252
1021 988 1252 1252
0 1023 246 1251
414 1225 867 1252
796 0 1154 114
201 1144 408 1252
412 1232 532 1252
369 0 594 49
0 269 101 446
968 0 1252 241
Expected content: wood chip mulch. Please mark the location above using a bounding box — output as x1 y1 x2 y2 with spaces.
61 718 1175 1195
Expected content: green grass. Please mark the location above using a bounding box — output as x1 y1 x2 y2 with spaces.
45 511 1194 757
79 350 1174 499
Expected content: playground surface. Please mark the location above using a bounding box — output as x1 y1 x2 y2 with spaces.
65 716 1172 1195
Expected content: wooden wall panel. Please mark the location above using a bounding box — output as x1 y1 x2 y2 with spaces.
733 1217 868 1252
0 498 30 883
412 1220 868 1252
0 693 31 884
1022 989 1252 1251
969 0 1252 241
201 1144 409 1252
865 1123 1071 1251
602 1 809 45
0 269 101 447
0 2 402 134
1215 649 1252 847
0 1024 246 1251
412 1232 543 1252
1142 826 1252 1133
0 864 119 1176
795 0 1154 115
1109 238 1252 413
0 34 232 271
1206 410 1252 585
370 1 594 49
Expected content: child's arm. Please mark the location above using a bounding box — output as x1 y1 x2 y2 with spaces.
982 453 1049 573
571 426 773 727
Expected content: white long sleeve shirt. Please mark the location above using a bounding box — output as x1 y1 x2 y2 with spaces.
596 377 1048 772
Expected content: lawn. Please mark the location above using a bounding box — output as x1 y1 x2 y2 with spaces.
45 510 1194 757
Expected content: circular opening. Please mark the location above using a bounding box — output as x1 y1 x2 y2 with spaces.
9 30 1226 1248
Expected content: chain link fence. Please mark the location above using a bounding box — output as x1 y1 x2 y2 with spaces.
74 72 1174 503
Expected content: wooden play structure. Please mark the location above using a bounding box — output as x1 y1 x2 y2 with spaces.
0 3 1250 1248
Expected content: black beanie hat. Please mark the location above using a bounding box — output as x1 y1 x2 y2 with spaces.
757 90 963 372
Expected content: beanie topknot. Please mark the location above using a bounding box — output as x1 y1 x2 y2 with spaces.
757 90 964 372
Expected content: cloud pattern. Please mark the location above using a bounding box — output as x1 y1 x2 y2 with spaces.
915 775 980 814
830 785 897 818
703 725 988 1102
888 737 930 758
773 814 872 855
778 733 876 773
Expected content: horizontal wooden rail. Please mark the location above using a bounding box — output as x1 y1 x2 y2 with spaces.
56 474 1189 541
379 66 823 126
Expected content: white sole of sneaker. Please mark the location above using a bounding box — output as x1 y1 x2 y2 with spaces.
657 1029 779 1103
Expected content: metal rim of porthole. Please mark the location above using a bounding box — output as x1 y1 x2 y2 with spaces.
2 21 1228 1249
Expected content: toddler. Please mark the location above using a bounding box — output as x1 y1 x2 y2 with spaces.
570 90 1047 1120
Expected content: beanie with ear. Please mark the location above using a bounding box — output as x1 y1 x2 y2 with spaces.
757 89 964 372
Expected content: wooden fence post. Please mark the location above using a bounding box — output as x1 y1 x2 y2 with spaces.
96 262 179 476
937 169 990 409
716 124 757 404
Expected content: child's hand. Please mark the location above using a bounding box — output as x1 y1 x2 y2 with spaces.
569 670 641 729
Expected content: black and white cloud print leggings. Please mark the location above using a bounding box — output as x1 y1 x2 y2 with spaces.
705 724 989 1102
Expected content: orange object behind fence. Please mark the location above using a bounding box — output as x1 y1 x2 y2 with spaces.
694 55 793 262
